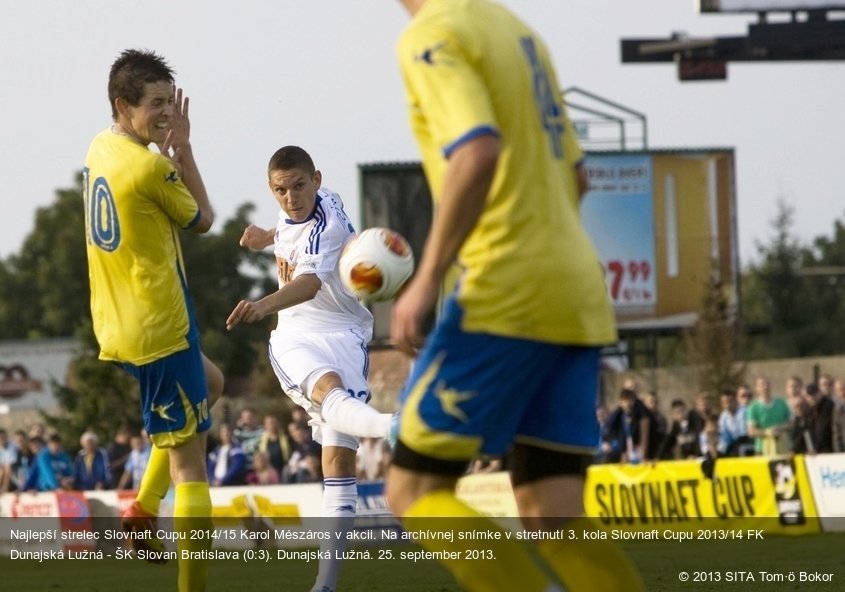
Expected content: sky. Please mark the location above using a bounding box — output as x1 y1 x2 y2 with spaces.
1 0 843 268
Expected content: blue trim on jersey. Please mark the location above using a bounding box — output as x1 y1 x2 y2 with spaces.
305 202 328 255
175 255 200 340
184 209 202 230
442 126 500 158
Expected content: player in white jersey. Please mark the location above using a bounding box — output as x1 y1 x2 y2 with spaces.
227 146 392 592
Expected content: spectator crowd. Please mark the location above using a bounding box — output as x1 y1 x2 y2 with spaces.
4 373 842 493
0 405 394 494
596 373 845 465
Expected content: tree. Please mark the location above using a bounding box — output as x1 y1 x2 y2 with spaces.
741 200 817 357
684 267 746 400
43 320 142 447
0 259 20 337
0 173 89 338
180 202 277 380
803 218 845 352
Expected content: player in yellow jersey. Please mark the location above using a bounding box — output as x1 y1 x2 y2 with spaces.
386 2 645 591
83 49 223 592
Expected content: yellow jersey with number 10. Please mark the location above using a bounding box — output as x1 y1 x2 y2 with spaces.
83 129 201 364
398 0 616 345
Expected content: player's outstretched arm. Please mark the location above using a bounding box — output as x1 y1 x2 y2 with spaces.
391 134 499 355
226 274 322 330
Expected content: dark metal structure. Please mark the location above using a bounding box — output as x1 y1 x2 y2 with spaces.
621 5 845 80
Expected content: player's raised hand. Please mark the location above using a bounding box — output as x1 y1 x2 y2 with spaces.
239 225 275 251
391 274 438 356
157 86 190 161
168 85 190 148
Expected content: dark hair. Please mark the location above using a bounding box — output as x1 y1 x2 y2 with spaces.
268 146 316 177
619 388 637 401
108 49 175 119
670 398 686 409
805 383 820 396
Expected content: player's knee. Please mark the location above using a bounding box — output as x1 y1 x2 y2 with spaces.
321 446 356 478
510 443 591 487
310 372 343 405
169 435 208 485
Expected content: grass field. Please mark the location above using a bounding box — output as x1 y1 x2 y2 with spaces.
3 533 844 591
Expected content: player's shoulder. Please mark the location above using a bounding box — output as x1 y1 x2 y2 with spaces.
114 135 177 181
318 187 344 208
399 0 459 50
316 188 352 226
402 0 500 39
87 127 113 149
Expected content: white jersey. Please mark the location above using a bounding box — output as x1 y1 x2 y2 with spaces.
272 187 373 338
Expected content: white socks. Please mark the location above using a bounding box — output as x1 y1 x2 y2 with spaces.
319 388 392 438
313 477 357 592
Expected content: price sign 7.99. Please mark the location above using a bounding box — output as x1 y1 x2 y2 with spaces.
603 259 655 307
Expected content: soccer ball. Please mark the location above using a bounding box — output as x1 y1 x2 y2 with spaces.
339 227 415 301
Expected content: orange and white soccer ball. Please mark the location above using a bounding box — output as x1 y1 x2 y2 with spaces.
339 227 415 301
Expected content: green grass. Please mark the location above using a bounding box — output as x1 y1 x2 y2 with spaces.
3 533 844 591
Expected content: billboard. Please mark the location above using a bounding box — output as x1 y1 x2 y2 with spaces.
698 0 845 12
585 456 819 534
582 149 738 328
581 155 657 315
359 148 737 340
803 453 845 532
0 338 77 413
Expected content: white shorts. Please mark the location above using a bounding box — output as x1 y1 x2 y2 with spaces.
268 327 370 450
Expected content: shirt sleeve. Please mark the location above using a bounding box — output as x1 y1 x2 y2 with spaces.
399 22 498 157
147 155 200 229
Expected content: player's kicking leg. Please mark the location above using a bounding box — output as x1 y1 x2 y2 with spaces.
269 333 393 441
311 372 392 439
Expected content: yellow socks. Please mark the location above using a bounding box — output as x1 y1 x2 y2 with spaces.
538 517 645 592
403 490 561 592
136 444 170 515
174 481 213 592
